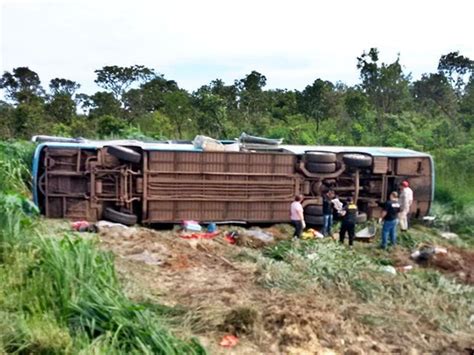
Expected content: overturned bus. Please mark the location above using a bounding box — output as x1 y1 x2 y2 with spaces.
31 136 434 226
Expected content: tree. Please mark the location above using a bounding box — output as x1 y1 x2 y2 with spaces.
46 78 81 123
344 88 370 121
88 92 122 118
412 73 457 119
192 87 229 137
235 71 268 118
162 90 195 138
0 67 44 104
207 79 238 111
123 76 179 118
297 79 334 131
438 51 474 95
266 89 297 121
94 65 156 100
97 115 127 137
356 48 412 132
49 78 80 96
459 76 474 129
0 101 14 138
0 67 46 137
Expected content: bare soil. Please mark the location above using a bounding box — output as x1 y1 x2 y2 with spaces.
427 247 474 285
97 225 473 354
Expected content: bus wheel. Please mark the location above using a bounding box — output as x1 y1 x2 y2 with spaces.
342 154 372 168
103 207 138 226
107 146 142 164
306 162 336 173
304 214 324 225
305 152 336 163
305 205 323 216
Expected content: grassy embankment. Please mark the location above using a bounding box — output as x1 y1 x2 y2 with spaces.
0 141 205 354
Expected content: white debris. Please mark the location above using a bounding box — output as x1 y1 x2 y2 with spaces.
306 253 318 260
440 232 458 240
96 220 129 229
381 265 397 275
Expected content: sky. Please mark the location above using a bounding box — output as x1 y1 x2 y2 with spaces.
1 0 473 95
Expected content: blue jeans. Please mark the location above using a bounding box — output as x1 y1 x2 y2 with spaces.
381 219 398 249
323 214 333 236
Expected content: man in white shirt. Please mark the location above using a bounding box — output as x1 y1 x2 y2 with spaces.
399 180 414 231
290 195 305 239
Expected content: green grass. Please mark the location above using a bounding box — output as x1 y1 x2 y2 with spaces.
0 142 206 354
0 141 35 195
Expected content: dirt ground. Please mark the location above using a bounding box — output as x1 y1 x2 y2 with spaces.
427 247 474 285
97 225 473 354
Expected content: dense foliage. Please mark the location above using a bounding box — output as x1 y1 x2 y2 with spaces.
1 48 473 210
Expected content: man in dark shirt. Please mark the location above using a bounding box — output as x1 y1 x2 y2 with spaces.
380 191 401 249
322 190 335 237
339 197 358 247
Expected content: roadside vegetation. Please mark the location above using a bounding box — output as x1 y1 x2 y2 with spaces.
0 144 205 354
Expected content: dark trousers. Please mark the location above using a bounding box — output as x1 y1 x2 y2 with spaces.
292 220 303 238
339 221 355 246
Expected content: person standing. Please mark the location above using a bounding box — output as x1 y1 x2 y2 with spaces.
290 195 305 240
380 191 401 249
399 180 413 231
322 190 335 237
339 197 357 248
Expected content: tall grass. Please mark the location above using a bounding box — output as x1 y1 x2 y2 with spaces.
0 141 206 353
0 141 35 195
433 144 474 205
0 196 205 354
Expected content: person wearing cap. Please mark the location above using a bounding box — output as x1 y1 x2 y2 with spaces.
399 180 413 231
380 191 401 249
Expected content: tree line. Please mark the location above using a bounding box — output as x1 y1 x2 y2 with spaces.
0 48 473 155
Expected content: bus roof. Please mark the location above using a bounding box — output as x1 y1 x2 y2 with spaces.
33 138 431 158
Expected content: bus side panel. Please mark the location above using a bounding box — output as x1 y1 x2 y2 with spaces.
396 157 433 217
143 150 300 223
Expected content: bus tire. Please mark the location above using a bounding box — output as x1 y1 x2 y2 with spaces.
305 152 336 163
342 154 372 168
356 212 367 224
306 162 336 173
107 146 142 164
103 207 138 226
304 214 325 225
305 205 323 216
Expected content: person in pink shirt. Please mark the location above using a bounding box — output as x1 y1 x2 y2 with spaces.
290 195 306 239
